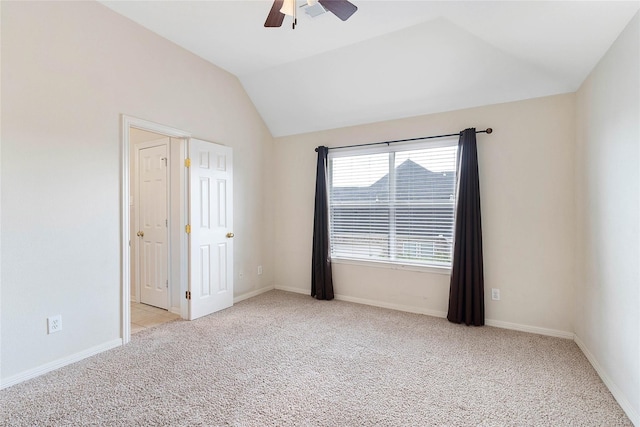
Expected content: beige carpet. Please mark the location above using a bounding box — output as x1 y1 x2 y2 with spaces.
0 290 631 426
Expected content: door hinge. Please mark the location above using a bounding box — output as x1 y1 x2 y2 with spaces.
184 158 191 168
165 219 168 227
166 279 168 288
186 291 191 300
185 224 191 234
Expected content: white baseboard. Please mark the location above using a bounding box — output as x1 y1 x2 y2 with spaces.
334 293 448 319
234 285 275 304
274 286 574 339
0 338 123 390
275 286 448 318
336 296 574 340
574 334 639 426
274 285 308 295
484 318 574 339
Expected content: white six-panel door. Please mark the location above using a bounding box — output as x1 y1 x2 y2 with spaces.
137 142 169 310
188 139 233 320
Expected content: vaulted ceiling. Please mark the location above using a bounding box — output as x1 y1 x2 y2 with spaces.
100 1 640 137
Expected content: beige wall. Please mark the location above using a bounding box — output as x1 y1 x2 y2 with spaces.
575 12 639 424
1 1 275 381
274 94 576 336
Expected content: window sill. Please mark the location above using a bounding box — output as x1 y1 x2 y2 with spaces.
330 257 452 275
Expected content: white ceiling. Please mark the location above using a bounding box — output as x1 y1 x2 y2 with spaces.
100 1 640 137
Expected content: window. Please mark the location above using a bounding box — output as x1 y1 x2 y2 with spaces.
328 139 457 268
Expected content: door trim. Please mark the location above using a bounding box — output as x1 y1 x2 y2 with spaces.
121 115 191 344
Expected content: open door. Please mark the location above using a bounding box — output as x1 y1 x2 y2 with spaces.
187 138 234 320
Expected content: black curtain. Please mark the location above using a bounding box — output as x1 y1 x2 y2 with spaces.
447 128 485 326
311 146 334 300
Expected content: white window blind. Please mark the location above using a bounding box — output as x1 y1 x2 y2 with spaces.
328 139 457 268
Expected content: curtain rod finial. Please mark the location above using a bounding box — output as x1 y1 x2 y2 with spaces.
486 128 493 134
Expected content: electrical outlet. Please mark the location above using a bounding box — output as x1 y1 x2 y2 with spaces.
257 265 263 275
48 315 62 334
491 288 500 301
239 271 245 279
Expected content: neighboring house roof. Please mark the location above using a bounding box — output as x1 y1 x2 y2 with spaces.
331 159 455 202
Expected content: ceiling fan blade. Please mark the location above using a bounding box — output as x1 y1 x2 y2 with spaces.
264 0 285 27
318 0 358 21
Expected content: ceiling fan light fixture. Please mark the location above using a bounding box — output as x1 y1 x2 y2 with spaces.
265 0 357 28
280 0 296 16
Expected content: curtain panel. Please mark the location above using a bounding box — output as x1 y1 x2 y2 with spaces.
311 146 335 300
447 128 485 326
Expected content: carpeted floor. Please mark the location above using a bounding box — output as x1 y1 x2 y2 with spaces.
0 290 631 426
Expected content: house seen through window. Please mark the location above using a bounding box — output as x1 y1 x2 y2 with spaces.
328 139 457 268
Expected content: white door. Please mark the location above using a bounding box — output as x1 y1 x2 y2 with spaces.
137 141 169 309
188 139 233 320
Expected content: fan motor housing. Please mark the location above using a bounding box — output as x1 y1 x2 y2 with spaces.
304 2 327 18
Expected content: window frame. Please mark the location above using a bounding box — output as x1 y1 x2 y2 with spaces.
327 138 458 273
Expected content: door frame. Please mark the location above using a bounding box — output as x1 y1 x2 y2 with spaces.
121 115 191 344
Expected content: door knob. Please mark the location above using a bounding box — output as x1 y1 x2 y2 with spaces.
226 232 234 238
137 231 144 237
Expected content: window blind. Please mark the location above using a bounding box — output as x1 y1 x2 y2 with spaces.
328 140 457 268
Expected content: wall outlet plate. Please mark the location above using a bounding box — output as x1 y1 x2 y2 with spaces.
48 315 62 334
491 288 500 301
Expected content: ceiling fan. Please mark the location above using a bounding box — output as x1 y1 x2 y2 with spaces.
265 0 358 29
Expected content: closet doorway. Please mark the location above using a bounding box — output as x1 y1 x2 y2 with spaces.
129 128 184 334
121 116 235 344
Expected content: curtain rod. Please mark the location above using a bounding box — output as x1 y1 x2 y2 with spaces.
318 128 492 151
